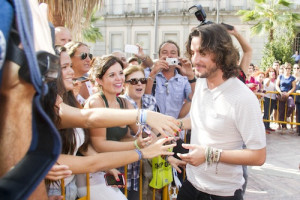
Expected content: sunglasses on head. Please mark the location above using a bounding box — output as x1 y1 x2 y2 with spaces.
125 78 147 85
75 52 93 60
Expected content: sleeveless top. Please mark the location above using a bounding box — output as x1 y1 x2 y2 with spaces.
100 92 128 141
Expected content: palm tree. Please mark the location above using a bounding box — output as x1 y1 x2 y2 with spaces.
38 0 102 40
237 0 300 42
82 8 103 43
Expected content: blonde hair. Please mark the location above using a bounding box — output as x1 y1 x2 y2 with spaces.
123 65 145 81
64 41 88 57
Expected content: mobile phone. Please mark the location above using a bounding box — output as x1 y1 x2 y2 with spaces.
73 76 89 83
125 44 139 54
104 173 125 186
221 23 234 31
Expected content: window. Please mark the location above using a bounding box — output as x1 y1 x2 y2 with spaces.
110 33 123 53
135 32 150 55
163 32 179 44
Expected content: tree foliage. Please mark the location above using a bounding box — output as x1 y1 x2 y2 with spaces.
82 8 103 43
260 25 295 69
237 0 300 69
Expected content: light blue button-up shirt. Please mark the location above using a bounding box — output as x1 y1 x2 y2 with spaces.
153 70 191 118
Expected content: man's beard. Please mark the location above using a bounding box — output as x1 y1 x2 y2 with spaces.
198 64 219 78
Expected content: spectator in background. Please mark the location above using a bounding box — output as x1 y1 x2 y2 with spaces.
294 71 300 136
246 63 258 92
273 61 281 75
145 40 195 118
292 51 300 64
263 67 278 133
112 51 129 69
254 71 265 93
293 63 300 77
275 63 296 133
55 26 72 46
65 41 93 106
128 57 139 66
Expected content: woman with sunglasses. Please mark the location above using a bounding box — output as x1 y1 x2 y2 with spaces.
120 65 156 200
65 41 94 106
45 47 178 200
78 55 152 199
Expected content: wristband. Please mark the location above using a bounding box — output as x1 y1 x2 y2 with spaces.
188 76 196 83
134 149 143 160
134 139 141 150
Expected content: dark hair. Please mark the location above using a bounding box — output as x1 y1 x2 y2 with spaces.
185 24 239 80
89 55 124 81
158 40 180 57
44 46 90 155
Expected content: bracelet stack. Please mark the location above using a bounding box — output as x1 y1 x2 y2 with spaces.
135 109 147 137
204 146 223 173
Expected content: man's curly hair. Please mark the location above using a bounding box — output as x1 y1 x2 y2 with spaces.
185 24 239 80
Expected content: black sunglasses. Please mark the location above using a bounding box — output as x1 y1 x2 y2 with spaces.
125 78 147 85
75 52 93 60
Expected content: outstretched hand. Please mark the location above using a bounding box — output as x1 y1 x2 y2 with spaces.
45 164 72 181
167 156 187 173
177 144 205 166
141 137 176 159
146 111 180 137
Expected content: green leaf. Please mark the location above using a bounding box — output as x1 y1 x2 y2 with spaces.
278 0 292 7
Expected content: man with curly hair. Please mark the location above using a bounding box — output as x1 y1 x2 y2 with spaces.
176 24 266 200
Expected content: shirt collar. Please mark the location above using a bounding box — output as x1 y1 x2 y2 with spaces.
202 77 234 100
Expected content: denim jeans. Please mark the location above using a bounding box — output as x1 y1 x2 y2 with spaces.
177 180 243 200
263 97 276 129
48 177 77 200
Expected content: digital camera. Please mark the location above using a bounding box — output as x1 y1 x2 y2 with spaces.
166 58 179 66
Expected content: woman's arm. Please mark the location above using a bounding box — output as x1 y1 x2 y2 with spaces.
288 80 296 95
275 76 282 94
58 103 179 136
228 28 253 74
57 137 176 174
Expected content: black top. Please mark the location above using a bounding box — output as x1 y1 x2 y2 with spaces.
100 92 128 141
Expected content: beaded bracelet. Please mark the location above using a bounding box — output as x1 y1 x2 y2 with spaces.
204 146 222 173
134 139 141 150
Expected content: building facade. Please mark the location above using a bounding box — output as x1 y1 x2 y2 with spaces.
91 0 300 66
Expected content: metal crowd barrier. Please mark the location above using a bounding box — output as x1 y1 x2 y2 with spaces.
59 131 189 199
257 91 300 128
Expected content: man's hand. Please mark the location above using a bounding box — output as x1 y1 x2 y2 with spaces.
150 56 169 77
177 144 205 166
45 164 72 181
177 58 194 80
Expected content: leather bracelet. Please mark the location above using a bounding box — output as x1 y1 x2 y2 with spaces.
188 76 196 83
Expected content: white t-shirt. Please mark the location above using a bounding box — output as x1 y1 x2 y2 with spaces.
187 77 266 196
263 78 276 99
